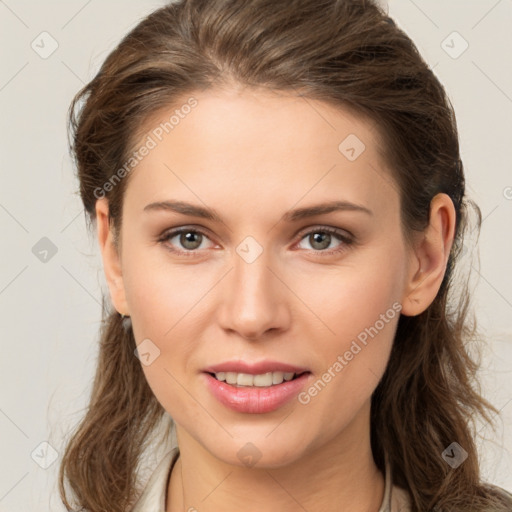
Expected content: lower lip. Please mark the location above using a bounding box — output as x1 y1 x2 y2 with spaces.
203 372 311 414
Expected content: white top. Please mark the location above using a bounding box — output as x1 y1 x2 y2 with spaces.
131 447 411 511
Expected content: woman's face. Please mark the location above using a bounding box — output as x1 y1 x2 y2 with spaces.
104 87 417 467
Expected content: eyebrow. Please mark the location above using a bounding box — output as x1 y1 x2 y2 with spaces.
143 200 373 222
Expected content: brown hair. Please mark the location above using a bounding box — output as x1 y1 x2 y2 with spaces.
59 1 512 510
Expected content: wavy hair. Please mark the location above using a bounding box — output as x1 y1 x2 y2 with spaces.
58 1 512 510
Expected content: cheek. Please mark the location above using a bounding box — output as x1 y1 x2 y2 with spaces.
120 245 220 414
121 243 202 337
293 292 400 448
292 255 403 347
291 253 404 411
122 230 405 433
126 267 199 425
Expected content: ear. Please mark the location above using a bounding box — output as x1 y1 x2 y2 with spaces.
95 197 129 316
401 193 456 316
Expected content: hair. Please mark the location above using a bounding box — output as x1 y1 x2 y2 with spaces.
58 1 512 511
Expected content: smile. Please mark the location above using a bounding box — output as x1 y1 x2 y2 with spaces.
211 371 302 387
203 371 312 413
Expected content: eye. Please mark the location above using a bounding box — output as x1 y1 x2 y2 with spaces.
296 226 354 255
158 227 216 255
157 225 354 257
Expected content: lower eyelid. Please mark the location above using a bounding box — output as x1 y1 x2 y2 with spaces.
296 230 353 252
159 227 353 254
160 229 215 252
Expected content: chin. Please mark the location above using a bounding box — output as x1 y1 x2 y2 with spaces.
201 431 308 469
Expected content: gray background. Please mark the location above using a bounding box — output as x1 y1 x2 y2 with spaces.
0 0 511 509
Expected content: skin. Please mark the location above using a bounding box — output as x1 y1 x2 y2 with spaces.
96 86 455 512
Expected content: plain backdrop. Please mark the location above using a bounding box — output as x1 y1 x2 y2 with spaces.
0 0 511 510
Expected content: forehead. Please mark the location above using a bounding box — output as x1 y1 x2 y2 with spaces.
123 88 397 219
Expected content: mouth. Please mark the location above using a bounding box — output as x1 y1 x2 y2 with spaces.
206 370 310 388
203 370 312 414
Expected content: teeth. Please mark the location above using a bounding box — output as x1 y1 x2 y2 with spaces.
214 371 297 387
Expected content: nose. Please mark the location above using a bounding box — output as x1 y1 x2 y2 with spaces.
217 247 290 341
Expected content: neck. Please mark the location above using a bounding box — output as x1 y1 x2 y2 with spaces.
167 402 384 512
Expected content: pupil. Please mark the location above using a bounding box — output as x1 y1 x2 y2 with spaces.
182 232 201 249
311 232 330 250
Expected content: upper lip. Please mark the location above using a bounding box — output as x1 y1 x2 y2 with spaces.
203 360 310 375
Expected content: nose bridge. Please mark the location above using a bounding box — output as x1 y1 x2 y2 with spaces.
218 237 287 339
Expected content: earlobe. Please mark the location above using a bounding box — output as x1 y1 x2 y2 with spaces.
401 193 456 317
95 198 129 316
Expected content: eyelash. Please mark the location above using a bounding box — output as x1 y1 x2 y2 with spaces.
157 226 355 258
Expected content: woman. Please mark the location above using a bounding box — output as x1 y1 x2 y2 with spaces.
58 0 512 511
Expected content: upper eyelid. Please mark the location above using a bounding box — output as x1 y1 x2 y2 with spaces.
160 225 353 249
296 225 353 239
